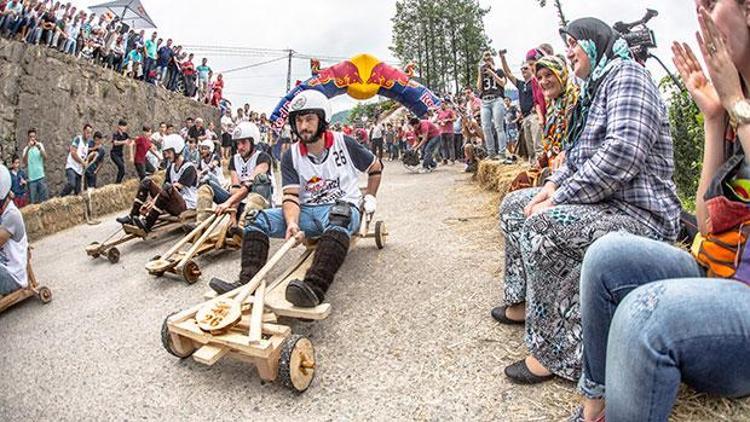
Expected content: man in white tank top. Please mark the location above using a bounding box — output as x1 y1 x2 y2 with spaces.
115 134 198 232
0 165 29 297
209 90 383 308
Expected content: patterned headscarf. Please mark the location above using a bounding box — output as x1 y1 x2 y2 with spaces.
535 55 579 157
560 17 631 150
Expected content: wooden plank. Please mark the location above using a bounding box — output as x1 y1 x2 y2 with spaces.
268 302 331 320
192 344 229 366
177 214 228 269
169 319 273 358
248 281 266 344
231 322 290 337
0 288 35 313
161 214 216 260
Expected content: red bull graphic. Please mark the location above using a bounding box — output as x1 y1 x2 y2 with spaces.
271 54 441 130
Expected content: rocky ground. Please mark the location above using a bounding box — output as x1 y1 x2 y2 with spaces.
1 163 747 421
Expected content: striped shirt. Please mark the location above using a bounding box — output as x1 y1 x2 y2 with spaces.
548 60 681 241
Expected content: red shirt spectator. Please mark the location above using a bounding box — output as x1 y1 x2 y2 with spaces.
134 135 152 165
342 125 353 136
415 120 441 140
436 107 456 134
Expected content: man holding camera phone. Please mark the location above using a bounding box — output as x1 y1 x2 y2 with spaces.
476 51 511 164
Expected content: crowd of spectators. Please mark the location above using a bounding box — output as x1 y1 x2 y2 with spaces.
0 0 225 106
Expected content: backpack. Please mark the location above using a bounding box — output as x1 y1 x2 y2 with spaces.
691 151 750 284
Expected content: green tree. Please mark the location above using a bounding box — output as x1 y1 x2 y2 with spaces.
535 0 568 28
660 77 705 210
390 0 492 94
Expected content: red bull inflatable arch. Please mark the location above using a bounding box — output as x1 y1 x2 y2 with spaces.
270 54 441 129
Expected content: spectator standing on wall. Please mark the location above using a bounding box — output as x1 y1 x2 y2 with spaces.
196 58 212 101
60 123 92 197
142 31 157 83
111 119 130 183
21 128 47 204
156 38 173 87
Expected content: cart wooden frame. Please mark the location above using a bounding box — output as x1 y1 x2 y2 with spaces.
161 212 388 392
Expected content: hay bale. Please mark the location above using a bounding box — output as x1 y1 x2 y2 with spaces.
476 161 528 199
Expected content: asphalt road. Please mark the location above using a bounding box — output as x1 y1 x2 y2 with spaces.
0 163 578 421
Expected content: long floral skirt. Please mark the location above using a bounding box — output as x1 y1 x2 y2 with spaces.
499 188 655 380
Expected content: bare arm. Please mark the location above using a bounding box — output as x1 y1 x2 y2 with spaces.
0 228 10 249
365 159 382 197
500 54 518 85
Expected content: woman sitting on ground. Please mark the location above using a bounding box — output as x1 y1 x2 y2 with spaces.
509 54 578 191
493 17 682 384
571 2 750 421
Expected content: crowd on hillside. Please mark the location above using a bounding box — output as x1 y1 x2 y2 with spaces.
0 0 225 105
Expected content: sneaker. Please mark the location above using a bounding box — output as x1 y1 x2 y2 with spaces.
502 157 515 165
132 216 150 233
116 215 133 225
209 277 242 294
418 168 429 174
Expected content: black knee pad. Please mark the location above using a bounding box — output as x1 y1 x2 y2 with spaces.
329 200 352 229
251 173 273 202
140 177 153 191
161 182 173 194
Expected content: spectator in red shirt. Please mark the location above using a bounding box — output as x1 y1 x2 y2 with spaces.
182 53 197 97
436 101 457 164
409 117 441 173
133 125 154 180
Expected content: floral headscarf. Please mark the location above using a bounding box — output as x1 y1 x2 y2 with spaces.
560 17 631 150
535 55 579 158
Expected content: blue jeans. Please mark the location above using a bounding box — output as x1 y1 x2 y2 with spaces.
480 97 507 157
60 168 82 197
421 135 441 169
28 178 48 204
246 204 361 239
0 264 21 296
579 232 750 421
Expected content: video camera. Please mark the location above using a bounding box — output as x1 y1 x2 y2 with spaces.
614 9 658 64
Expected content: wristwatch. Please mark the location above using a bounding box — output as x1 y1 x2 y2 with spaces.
728 98 750 129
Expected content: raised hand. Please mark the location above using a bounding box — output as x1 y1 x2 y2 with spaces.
696 6 744 110
671 41 724 120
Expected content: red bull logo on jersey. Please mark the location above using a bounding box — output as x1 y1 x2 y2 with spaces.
305 176 345 204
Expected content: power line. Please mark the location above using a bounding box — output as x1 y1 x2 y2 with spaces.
220 55 289 74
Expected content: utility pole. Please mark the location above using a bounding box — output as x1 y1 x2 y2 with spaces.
286 49 294 92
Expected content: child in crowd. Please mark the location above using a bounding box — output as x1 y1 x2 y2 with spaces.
9 156 27 208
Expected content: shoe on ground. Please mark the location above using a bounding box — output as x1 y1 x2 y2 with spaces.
504 359 555 384
116 215 133 225
502 157 515 165
490 306 525 325
209 277 242 295
285 279 321 308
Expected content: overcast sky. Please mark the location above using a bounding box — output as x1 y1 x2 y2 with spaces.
79 0 699 114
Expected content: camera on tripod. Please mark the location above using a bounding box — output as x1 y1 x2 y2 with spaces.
613 9 658 63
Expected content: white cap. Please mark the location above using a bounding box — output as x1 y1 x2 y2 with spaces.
233 121 261 142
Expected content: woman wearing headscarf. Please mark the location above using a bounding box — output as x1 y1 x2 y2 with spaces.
492 17 681 384
508 55 579 191
570 2 750 420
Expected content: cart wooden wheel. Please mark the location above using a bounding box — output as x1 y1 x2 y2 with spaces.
161 312 195 358
375 221 388 249
88 242 101 258
182 260 201 284
107 247 120 264
38 286 52 304
278 334 316 393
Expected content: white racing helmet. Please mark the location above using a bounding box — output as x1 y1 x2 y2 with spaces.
288 90 331 142
233 121 261 143
199 139 215 154
163 134 185 155
0 164 10 201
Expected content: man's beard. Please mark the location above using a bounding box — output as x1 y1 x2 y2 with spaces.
299 130 317 144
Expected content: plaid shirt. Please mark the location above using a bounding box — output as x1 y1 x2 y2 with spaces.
549 60 681 240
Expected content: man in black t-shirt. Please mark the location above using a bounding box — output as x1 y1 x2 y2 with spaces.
187 118 208 142
476 51 511 163
111 119 130 183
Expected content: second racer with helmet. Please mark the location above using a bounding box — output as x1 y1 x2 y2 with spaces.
209 90 383 308
115 134 198 232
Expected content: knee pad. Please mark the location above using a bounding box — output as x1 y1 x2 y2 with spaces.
245 192 269 212
250 173 273 203
140 177 153 190
328 200 352 229
161 182 173 194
